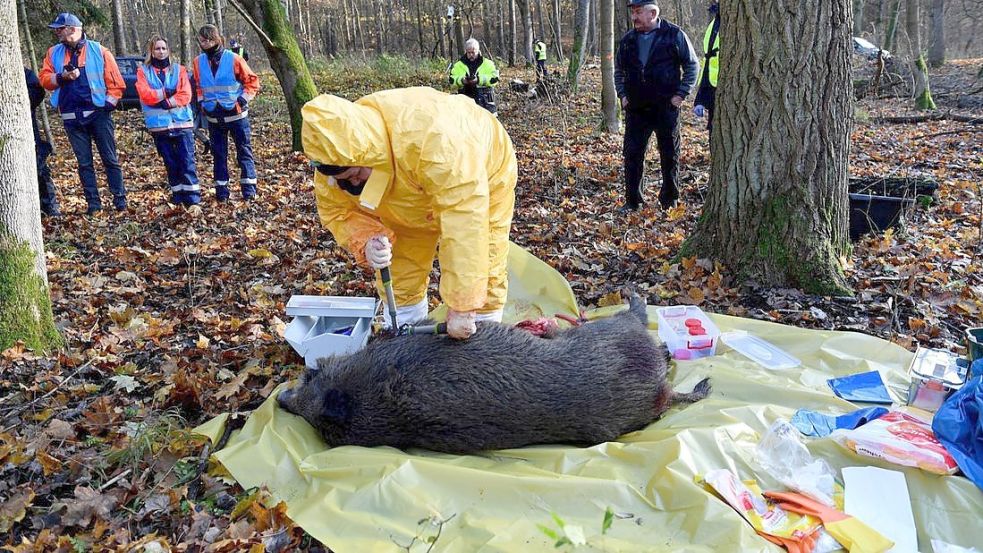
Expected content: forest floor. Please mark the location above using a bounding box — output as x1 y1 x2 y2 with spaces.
1 58 981 551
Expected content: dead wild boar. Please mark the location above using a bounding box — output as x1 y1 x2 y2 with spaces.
277 293 710 454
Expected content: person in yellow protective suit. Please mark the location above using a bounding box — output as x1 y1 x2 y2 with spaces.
301 87 518 340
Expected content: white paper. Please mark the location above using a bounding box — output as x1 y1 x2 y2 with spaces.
843 466 918 553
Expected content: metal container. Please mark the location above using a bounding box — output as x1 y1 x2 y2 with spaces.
906 347 969 412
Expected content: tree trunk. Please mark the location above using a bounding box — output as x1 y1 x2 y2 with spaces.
599 0 618 132
928 0 945 67
515 0 533 64
180 0 193 64
414 0 425 58
686 0 853 295
853 0 866 35
374 0 384 54
215 0 225 36
453 9 465 56
111 0 127 54
906 0 936 109
507 0 516 66
126 1 140 54
553 0 563 60
0 0 61 353
883 0 901 52
566 0 590 91
235 0 318 151
17 0 54 147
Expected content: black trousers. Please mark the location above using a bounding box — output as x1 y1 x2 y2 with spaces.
623 103 680 209
624 100 679 208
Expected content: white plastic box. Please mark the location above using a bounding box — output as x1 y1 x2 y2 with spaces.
655 305 721 360
284 295 378 368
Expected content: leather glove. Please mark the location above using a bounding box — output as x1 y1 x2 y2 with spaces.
237 96 248 109
693 104 706 117
364 236 392 269
103 101 117 112
447 310 477 340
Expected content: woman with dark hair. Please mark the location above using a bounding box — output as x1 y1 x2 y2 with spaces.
136 34 200 205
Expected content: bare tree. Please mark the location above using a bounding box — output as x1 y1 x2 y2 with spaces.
928 0 946 67
180 0 193 64
599 0 619 132
515 0 533 63
906 0 936 109
853 0 866 35
686 0 853 294
111 0 127 54
1 0 61 353
567 0 590 91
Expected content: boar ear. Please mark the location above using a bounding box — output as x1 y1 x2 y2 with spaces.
319 389 353 424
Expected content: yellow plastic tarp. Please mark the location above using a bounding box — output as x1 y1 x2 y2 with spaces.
195 267 982 552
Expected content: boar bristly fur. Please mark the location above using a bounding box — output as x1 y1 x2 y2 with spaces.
278 293 710 454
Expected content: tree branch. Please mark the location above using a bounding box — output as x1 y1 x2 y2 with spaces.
225 0 276 50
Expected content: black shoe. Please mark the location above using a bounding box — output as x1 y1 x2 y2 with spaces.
85 205 102 216
658 193 679 210
616 204 640 215
42 208 61 218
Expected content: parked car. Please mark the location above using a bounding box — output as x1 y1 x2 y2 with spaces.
853 37 891 61
115 55 144 110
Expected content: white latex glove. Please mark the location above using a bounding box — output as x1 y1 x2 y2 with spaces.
693 105 706 118
364 236 392 269
447 309 477 340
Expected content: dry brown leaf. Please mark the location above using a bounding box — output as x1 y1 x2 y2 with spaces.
62 486 117 528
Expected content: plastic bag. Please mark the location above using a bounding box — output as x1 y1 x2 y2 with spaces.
832 410 959 475
756 420 838 506
931 375 983 490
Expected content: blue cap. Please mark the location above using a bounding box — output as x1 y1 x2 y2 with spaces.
48 13 83 29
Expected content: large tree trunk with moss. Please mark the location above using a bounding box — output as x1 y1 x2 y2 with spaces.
927 0 945 68
906 0 936 109
0 0 60 353
599 0 618 132
685 0 853 295
566 0 590 91
236 0 318 151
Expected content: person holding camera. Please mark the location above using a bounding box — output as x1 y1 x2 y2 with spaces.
448 38 499 115
39 12 128 215
192 24 261 202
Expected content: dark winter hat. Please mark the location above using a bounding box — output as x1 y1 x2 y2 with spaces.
627 0 657 7
48 13 83 29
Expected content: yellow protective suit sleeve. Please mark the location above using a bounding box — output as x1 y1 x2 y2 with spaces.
312 172 395 267
414 124 491 313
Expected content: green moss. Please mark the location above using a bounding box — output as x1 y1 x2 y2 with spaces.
914 55 937 110
751 196 851 295
0 235 62 353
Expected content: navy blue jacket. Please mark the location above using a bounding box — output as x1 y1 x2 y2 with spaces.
615 19 700 109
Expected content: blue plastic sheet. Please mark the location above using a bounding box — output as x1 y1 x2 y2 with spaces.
791 406 889 437
932 370 983 491
827 370 893 404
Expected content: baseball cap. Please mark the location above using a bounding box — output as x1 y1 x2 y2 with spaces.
48 13 83 29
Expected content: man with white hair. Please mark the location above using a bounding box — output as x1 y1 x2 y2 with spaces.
615 0 699 213
448 38 500 114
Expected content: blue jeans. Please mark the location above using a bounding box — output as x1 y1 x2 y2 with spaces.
209 116 257 199
64 110 127 210
153 131 200 205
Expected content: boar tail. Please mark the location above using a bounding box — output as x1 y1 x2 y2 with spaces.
671 377 711 404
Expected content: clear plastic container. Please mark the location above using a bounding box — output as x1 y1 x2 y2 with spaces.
721 331 801 370
655 305 720 360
